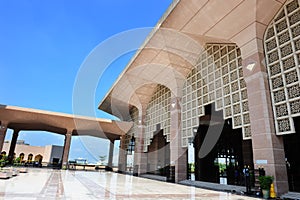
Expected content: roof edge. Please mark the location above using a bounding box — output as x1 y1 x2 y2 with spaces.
97 0 180 114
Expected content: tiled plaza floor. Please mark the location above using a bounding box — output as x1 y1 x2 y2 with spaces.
0 168 262 200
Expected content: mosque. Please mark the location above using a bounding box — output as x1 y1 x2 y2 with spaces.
1 0 300 196
98 0 300 195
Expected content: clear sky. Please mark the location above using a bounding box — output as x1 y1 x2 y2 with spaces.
0 0 173 164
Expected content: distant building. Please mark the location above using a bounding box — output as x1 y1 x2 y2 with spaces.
1 140 63 166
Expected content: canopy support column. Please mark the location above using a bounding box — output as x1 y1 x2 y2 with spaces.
62 129 72 169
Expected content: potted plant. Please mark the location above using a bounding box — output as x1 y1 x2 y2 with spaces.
258 175 273 199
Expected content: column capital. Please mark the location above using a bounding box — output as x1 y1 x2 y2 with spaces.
170 97 181 112
109 138 115 143
242 51 267 79
66 129 73 136
0 121 8 131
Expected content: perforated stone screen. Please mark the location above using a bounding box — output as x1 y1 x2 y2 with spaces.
181 44 251 147
264 0 300 134
144 85 171 152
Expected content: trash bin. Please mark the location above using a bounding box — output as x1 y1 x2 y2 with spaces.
167 165 175 183
133 165 139 176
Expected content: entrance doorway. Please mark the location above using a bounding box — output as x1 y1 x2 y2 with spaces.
215 121 244 185
283 117 300 192
147 129 170 176
193 104 253 185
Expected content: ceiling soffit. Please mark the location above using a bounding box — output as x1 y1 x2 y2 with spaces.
155 0 285 57
99 0 288 117
0 105 132 140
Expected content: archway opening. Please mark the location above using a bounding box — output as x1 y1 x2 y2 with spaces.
193 104 253 185
19 153 24 162
34 154 43 167
0 151 6 159
283 116 300 192
147 129 170 177
27 153 33 163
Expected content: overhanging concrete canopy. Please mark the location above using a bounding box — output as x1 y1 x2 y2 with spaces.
0 105 132 141
98 0 286 119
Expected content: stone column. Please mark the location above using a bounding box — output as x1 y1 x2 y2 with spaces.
118 136 127 173
62 130 72 169
170 97 188 182
8 129 19 164
0 122 8 152
133 111 148 176
133 137 148 175
139 111 148 175
107 139 114 171
242 51 288 195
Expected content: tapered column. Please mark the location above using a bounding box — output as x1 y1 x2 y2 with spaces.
62 130 72 169
118 136 127 173
133 111 148 175
8 129 19 164
0 122 8 152
170 97 188 182
133 136 148 175
242 50 288 195
107 139 114 171
134 136 148 175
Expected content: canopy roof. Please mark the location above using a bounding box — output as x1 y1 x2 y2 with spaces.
0 105 132 141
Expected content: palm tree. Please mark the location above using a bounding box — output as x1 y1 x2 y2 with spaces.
99 155 106 165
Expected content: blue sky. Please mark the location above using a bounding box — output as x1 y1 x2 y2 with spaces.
0 0 172 164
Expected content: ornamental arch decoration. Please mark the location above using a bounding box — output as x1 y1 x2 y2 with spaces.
181 44 251 147
144 85 171 152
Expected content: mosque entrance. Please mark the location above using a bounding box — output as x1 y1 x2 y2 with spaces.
147 129 170 176
193 104 253 185
283 117 300 192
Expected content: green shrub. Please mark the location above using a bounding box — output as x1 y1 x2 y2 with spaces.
258 175 273 190
0 155 8 167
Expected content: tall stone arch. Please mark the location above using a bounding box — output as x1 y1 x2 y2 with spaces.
181 44 250 147
264 0 300 135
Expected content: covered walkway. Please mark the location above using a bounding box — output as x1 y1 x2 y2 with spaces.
0 104 132 168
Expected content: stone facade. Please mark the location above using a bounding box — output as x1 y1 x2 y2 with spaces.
1 140 63 166
99 0 300 195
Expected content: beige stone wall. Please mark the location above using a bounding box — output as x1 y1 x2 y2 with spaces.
1 142 63 164
2 142 44 161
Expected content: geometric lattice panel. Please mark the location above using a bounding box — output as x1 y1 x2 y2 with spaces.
264 0 300 135
144 85 171 152
181 44 251 147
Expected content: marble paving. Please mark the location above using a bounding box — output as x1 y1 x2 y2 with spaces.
0 168 262 199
